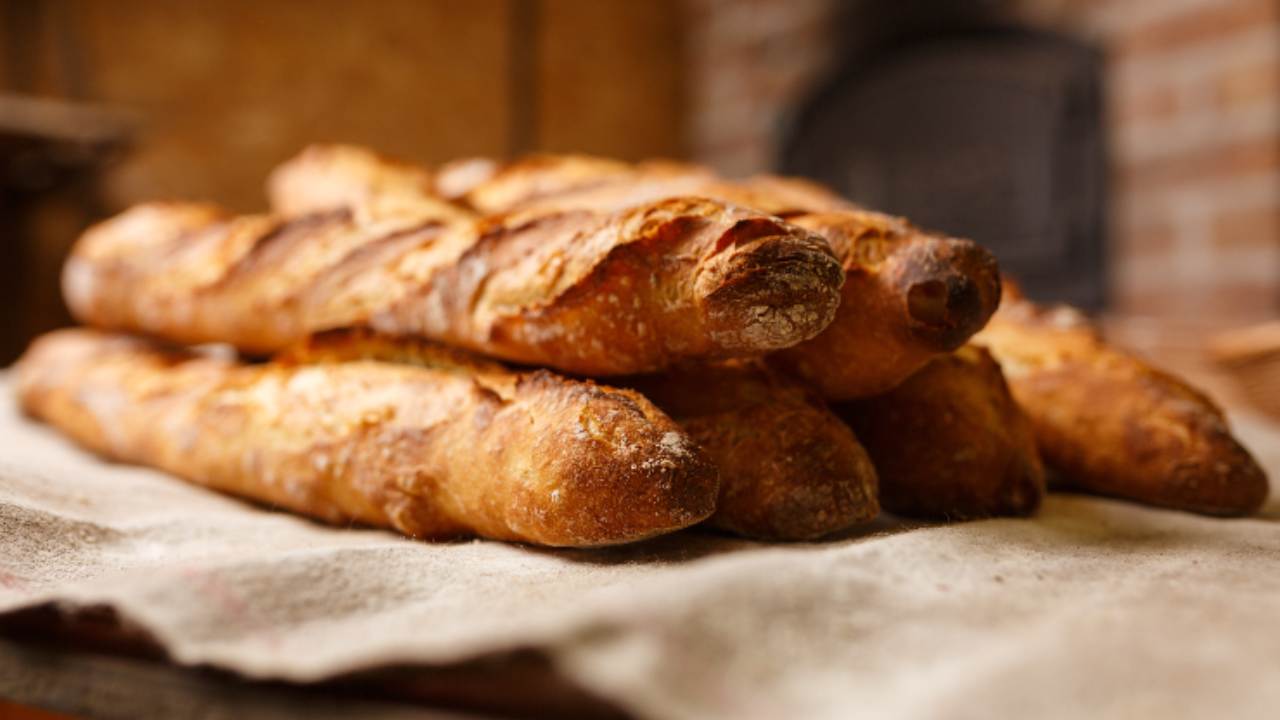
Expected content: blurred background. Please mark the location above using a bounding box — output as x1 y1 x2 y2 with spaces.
1 0 1277 366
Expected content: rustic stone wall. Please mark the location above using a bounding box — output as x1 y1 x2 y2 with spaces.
685 0 1280 322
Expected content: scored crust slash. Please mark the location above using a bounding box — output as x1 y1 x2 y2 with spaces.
63 196 844 375
17 328 719 547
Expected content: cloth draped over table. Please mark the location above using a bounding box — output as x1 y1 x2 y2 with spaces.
1 380 1278 720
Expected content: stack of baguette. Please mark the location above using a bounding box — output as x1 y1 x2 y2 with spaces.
15 144 1269 547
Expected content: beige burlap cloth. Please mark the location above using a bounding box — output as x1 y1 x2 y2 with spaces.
2 376 1279 719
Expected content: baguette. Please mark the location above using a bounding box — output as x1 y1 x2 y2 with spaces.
16 328 720 546
520 179 1003 398
430 148 846 219
465 148 1264 512
64 196 845 374
462 153 711 215
776 212 1002 399
434 156 500 202
487 167 1005 398
490 169 851 219
265 147 1001 398
291 329 882 540
838 345 1045 520
975 296 1269 516
268 148 878 539
267 144 473 224
623 362 879 539
273 145 715 217
404 152 1002 397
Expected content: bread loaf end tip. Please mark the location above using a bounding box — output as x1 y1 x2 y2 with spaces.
699 222 844 353
518 380 721 547
897 238 1002 351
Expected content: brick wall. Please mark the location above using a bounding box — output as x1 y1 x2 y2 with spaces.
686 0 1280 323
685 0 841 176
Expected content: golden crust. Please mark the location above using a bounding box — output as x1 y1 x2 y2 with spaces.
507 173 851 219
399 152 1000 398
463 153 689 214
976 299 1269 516
447 152 849 219
625 361 879 540
16 328 720 547
378 197 844 374
260 147 999 398
267 144 474 224
839 345 1046 520
291 331 878 540
434 156 500 201
64 196 844 373
63 204 443 352
775 212 1002 399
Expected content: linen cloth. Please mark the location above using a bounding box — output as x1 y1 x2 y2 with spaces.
2 378 1278 719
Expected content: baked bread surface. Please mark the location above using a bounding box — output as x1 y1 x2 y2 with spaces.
17 328 721 546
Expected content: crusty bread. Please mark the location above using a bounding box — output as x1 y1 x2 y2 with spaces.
517 181 1004 399
470 162 1004 399
381 198 844 374
267 144 474 224
62 203 442 352
264 146 1000 399
482 163 1003 399
463 144 1265 518
63 196 844 374
493 171 849 220
266 147 878 539
16 328 720 546
462 153 710 215
839 345 1045 520
623 361 879 539
291 329 881 540
395 145 842 219
434 156 500 202
776 212 1002 399
975 296 1269 516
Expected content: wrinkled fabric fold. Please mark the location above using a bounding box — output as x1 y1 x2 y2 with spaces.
2 378 1279 720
